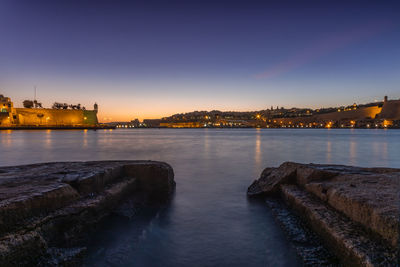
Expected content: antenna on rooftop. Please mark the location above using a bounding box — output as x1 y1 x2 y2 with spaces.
34 86 37 102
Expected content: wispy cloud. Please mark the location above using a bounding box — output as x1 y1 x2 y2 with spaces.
255 20 394 79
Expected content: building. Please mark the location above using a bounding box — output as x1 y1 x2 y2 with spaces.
0 95 16 126
0 95 13 113
0 95 98 128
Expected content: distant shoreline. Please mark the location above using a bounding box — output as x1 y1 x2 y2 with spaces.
106 126 400 130
1 126 399 130
113 126 399 129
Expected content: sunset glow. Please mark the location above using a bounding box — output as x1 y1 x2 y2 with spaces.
1 1 399 122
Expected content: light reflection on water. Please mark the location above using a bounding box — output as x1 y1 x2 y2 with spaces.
255 129 262 170
45 129 52 149
326 140 332 163
1 129 399 266
0 130 13 148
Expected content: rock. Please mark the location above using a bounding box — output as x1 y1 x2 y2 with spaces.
0 161 175 266
306 172 399 248
295 165 338 186
248 162 399 266
281 184 397 266
247 168 274 196
265 197 339 266
247 162 297 196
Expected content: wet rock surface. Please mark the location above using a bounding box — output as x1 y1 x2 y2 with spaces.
248 162 399 266
265 197 339 266
0 161 175 266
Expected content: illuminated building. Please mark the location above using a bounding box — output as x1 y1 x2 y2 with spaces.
0 95 98 128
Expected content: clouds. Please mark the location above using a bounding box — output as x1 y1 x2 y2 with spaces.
255 20 394 79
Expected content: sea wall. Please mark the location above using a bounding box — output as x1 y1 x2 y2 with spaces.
13 108 98 126
248 162 399 266
0 161 175 266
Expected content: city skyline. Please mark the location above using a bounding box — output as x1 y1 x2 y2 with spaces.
1 0 399 121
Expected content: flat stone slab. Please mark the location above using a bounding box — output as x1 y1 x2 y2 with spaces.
282 184 397 266
305 171 399 248
248 162 399 266
0 161 175 266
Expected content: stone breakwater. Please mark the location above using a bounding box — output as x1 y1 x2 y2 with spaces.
0 161 175 266
248 162 399 266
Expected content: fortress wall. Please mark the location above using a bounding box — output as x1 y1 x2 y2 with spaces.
314 106 382 121
0 114 11 126
14 108 98 126
83 110 98 125
379 100 400 120
274 106 382 125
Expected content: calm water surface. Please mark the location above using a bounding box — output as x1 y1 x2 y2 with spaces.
1 129 399 266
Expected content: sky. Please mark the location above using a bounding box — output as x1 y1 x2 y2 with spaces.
0 0 399 121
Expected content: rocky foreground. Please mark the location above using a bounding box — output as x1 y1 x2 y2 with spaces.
248 162 399 266
0 161 175 266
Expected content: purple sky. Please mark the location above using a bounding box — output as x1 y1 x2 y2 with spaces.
0 0 399 121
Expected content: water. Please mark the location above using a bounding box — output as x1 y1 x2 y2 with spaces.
1 128 399 266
